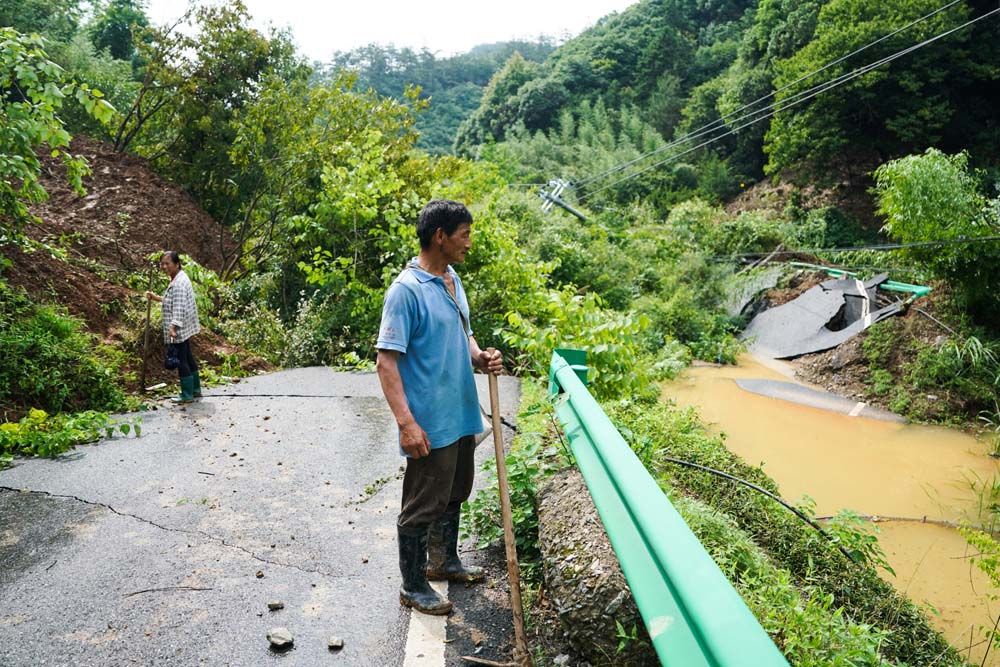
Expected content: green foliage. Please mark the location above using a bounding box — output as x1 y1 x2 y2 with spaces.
674 494 896 666
465 380 568 583
475 99 669 209
608 397 959 665
0 408 140 461
49 32 139 139
0 281 124 415
456 0 756 156
504 290 653 401
223 70 422 279
764 0 1000 175
863 317 1000 422
0 0 84 42
958 526 1000 657
0 27 114 241
87 0 148 61
875 149 1000 327
825 510 895 576
324 41 555 154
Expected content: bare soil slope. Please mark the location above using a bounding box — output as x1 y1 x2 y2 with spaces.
6 136 262 389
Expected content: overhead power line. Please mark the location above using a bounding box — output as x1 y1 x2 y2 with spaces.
573 0 965 189
710 234 1000 262
575 6 1000 203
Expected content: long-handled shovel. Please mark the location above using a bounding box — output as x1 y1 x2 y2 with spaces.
486 366 531 667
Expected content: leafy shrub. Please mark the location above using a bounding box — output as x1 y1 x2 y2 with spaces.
607 398 958 665
0 408 140 462
675 494 895 665
806 207 875 248
282 283 383 368
874 149 1000 327
0 281 124 415
863 318 1000 422
503 289 653 401
465 380 568 583
707 210 786 255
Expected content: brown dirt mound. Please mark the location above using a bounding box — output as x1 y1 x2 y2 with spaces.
5 135 271 396
8 136 236 335
726 153 881 229
31 135 233 273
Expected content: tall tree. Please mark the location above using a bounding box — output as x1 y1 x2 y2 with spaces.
88 0 149 61
0 28 114 243
0 0 83 43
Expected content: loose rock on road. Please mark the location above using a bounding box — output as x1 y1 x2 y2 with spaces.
0 367 520 666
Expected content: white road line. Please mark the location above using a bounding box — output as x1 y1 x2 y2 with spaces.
848 402 867 417
855 279 873 326
402 580 449 666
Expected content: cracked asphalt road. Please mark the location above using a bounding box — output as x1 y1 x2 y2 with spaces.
0 368 520 666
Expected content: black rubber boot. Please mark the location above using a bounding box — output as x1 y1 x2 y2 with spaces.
426 509 485 584
398 526 452 615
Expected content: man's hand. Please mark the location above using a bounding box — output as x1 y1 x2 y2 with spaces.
400 420 431 458
169 325 178 339
476 347 503 375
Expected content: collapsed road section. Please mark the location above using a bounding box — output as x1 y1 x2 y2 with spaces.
740 264 931 360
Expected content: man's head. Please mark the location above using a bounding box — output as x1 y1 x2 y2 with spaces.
160 251 182 277
416 200 473 264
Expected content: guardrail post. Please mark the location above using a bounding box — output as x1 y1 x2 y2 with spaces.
549 347 588 397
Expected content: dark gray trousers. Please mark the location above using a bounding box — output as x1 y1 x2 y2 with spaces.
397 435 476 535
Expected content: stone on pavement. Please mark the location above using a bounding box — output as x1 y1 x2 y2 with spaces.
267 627 293 648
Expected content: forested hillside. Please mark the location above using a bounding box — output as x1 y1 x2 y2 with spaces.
321 41 555 154
4 0 1000 664
456 0 1000 211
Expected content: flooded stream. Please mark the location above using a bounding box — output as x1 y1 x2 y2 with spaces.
663 357 999 665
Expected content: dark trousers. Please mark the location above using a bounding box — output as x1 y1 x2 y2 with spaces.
176 339 199 378
397 435 476 534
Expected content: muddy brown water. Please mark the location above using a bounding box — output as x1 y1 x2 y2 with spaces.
662 357 999 665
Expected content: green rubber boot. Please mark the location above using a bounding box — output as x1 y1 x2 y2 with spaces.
172 375 195 404
192 371 202 398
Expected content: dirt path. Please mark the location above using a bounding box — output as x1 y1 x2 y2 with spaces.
0 368 520 666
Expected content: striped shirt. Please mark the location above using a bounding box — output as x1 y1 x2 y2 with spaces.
162 270 201 343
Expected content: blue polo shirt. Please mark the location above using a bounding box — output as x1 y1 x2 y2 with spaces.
376 262 483 452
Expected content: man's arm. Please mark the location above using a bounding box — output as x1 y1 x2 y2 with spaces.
376 349 430 458
469 337 503 374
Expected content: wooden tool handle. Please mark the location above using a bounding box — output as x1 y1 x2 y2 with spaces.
488 372 531 666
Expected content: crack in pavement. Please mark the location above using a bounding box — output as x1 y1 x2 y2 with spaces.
0 486 358 581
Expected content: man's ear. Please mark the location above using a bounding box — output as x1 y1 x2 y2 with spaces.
433 228 446 247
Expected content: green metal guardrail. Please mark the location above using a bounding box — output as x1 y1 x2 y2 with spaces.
789 262 932 298
548 348 789 667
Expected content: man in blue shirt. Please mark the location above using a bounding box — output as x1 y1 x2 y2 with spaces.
376 200 503 615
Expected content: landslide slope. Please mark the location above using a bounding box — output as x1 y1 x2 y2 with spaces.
6 135 258 394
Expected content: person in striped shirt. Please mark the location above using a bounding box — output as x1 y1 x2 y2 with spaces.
146 251 202 403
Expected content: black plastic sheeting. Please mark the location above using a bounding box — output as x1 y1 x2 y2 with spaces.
742 273 903 359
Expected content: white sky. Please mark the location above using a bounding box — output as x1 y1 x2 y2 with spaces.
145 0 639 61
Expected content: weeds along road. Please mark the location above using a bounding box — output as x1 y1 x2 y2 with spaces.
0 368 520 666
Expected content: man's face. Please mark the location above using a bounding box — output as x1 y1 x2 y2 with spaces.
440 223 472 264
160 255 178 276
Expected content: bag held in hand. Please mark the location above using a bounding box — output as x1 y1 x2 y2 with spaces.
165 343 181 370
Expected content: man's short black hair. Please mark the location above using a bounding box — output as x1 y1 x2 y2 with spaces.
162 251 182 266
416 200 473 249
